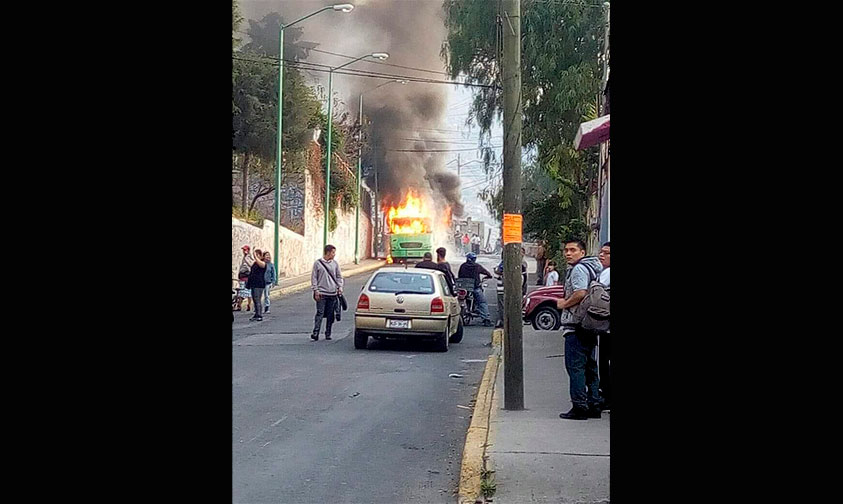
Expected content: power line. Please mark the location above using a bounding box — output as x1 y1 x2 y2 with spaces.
306 47 450 76
232 54 499 89
235 30 453 76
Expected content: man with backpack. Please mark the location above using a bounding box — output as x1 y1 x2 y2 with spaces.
311 245 344 341
556 239 604 420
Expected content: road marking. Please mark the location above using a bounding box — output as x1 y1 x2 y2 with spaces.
270 416 288 427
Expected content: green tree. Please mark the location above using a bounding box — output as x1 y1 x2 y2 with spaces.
244 12 310 61
233 0 243 49
442 0 607 251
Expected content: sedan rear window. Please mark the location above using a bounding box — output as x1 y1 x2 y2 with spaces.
369 272 435 294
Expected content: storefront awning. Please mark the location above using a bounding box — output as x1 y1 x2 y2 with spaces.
574 114 610 150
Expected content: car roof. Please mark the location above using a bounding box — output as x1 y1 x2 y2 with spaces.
374 267 443 276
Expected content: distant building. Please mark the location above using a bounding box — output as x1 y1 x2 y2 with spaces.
452 216 485 240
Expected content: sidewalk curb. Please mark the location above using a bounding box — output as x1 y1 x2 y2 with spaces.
267 260 384 300
458 328 503 504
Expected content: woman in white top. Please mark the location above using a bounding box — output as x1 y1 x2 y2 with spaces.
544 260 559 286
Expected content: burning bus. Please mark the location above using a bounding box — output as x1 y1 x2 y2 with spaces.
384 192 448 263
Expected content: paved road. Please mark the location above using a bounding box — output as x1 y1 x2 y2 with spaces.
233 256 501 504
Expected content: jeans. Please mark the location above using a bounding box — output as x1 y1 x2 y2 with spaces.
473 287 491 322
251 287 264 317
263 285 272 310
564 328 602 410
313 295 337 338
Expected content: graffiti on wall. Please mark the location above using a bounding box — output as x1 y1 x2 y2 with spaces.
280 177 305 234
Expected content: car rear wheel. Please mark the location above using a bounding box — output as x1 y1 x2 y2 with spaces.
532 306 560 331
354 330 369 349
434 323 449 352
449 318 464 343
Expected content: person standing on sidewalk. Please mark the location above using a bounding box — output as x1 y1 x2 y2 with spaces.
310 245 344 341
597 242 611 410
237 245 254 312
535 241 547 285
556 239 603 420
247 249 267 322
262 251 277 313
544 260 560 286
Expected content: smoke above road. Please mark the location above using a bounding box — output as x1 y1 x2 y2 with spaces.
242 0 465 217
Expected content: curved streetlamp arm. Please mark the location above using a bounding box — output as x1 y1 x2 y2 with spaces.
332 53 375 72
281 6 333 29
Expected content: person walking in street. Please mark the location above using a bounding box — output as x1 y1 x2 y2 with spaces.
535 241 547 285
436 247 456 294
417 251 455 295
544 260 560 286
471 234 481 254
556 239 604 420
246 248 267 322
311 245 344 341
462 233 470 254
492 249 528 328
596 242 611 411
263 251 277 313
458 252 494 326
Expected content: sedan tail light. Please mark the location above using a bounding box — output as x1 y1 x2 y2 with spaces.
357 293 370 310
430 297 445 313
457 289 467 299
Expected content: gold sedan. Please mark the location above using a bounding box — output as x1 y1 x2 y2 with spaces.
354 267 464 351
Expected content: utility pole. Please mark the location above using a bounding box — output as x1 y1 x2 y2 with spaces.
502 0 523 410
373 153 380 257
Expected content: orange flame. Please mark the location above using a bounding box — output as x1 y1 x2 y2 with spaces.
386 191 433 234
386 255 393 264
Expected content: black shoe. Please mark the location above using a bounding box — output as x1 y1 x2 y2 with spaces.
325 335 332 340
264 306 269 313
559 407 589 420
311 334 318 341
587 407 602 419
483 320 493 327
599 402 610 411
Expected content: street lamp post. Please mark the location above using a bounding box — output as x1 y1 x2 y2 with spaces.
274 3 354 279
355 79 406 264
324 52 389 251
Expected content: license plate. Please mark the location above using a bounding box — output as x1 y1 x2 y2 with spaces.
387 319 410 329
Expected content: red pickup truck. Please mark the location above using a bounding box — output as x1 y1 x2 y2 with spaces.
522 285 565 331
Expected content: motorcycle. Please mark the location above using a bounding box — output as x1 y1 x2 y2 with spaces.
455 277 489 326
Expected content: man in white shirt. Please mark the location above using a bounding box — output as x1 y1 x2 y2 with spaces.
597 242 611 410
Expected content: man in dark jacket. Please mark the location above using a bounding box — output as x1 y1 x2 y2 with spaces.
436 247 456 294
416 252 454 295
458 253 493 326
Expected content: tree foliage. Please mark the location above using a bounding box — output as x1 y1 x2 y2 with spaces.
442 0 607 252
232 9 366 230
232 0 243 49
